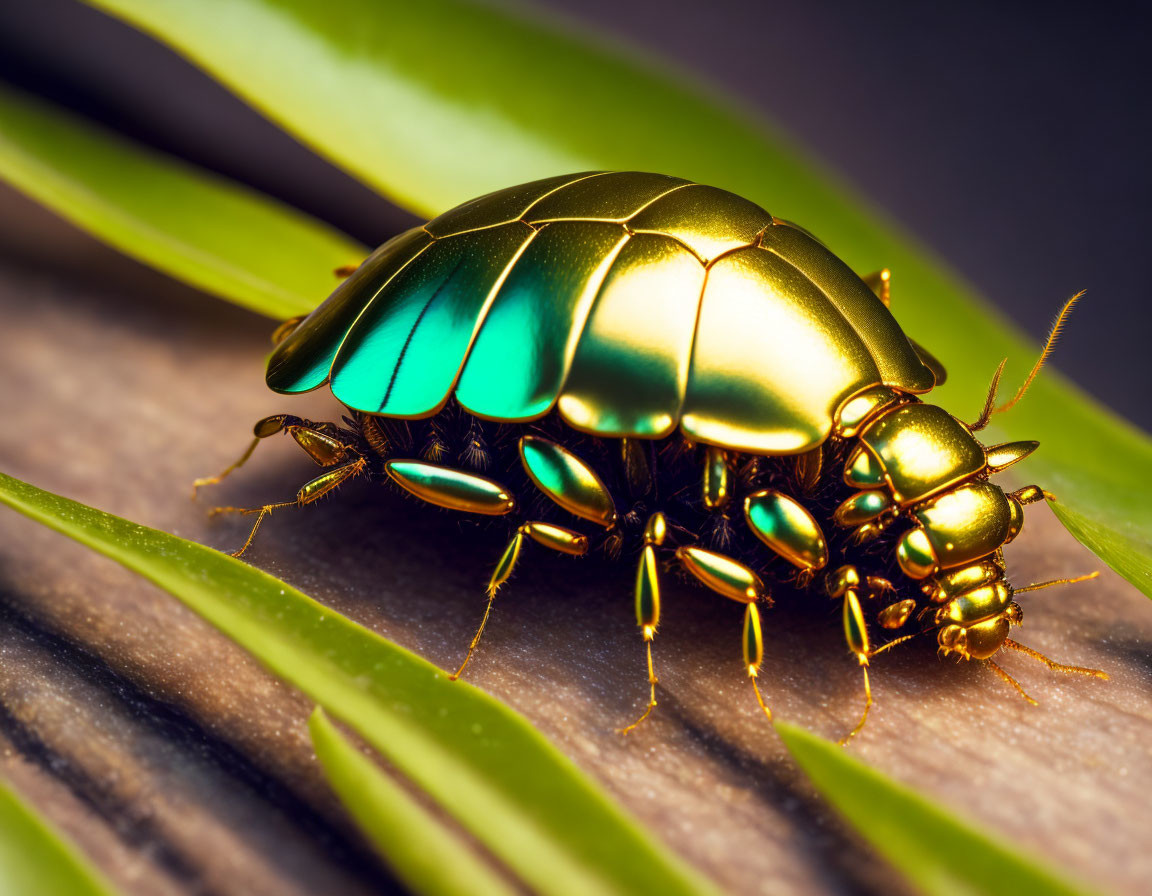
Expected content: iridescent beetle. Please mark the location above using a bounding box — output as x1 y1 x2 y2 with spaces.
198 171 1106 742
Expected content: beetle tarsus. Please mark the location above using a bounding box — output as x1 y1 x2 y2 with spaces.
838 661 872 746
619 638 659 735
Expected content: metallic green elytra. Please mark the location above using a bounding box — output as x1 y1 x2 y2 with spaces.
267 171 933 453
204 171 1106 744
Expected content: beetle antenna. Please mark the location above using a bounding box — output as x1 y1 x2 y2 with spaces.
985 659 1039 705
992 291 1084 417
1002 639 1109 680
969 358 1008 431
1012 571 1099 594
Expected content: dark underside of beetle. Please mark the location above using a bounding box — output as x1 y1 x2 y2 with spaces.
338 399 916 638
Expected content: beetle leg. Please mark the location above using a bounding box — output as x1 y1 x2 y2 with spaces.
839 585 874 745
862 269 891 306
793 445 822 493
985 660 1039 706
860 269 948 384
870 632 919 656
386 460 515 516
211 457 367 557
377 458 521 680
453 520 588 681
828 567 878 744
702 445 729 509
460 417 490 470
1010 484 1056 505
877 598 917 629
620 513 666 734
674 544 774 724
519 436 617 528
452 529 523 681
193 414 288 498
620 438 652 496
866 576 897 601
423 417 450 462
744 489 829 572
1001 639 1108 680
744 603 771 721
193 414 353 498
271 316 305 346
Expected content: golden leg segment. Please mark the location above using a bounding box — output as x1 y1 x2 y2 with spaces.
870 633 918 658
210 458 365 558
619 636 658 735
743 603 772 723
862 268 891 306
837 586 874 745
193 437 261 499
194 415 352 501
1012 571 1099 594
838 662 872 746
749 670 772 722
1003 638 1109 680
620 515 665 734
986 659 1039 706
452 531 523 681
451 591 497 681
210 500 296 558
451 521 590 682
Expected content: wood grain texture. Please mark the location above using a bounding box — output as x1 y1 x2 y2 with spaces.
1 187 1150 895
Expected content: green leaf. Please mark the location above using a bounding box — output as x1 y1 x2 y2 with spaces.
1051 500 1152 599
308 708 517 896
82 0 1152 597
0 776 119 896
0 470 718 896
776 722 1095 896
0 83 365 319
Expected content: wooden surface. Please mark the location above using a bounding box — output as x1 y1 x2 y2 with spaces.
1 188 1150 895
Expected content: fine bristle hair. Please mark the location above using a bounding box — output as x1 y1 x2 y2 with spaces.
970 358 1008 432
993 290 1084 417
1012 571 1099 594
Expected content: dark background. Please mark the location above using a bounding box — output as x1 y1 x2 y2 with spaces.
1 0 1149 428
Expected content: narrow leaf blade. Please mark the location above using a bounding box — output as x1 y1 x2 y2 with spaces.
776 722 1096 896
309 708 518 896
0 471 717 896
0 777 119 896
0 83 365 319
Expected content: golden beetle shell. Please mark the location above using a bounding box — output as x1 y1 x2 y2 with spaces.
266 171 937 455
219 171 1106 741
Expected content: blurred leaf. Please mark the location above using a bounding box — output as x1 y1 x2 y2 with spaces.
309 708 517 896
0 83 364 319
0 470 719 896
1051 501 1152 599
84 0 1152 597
0 776 119 896
776 722 1096 896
